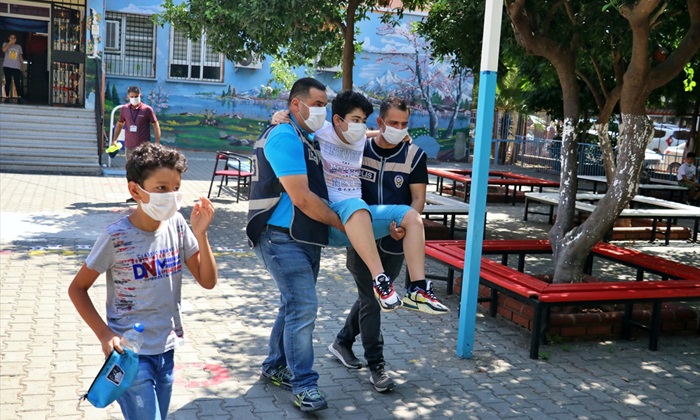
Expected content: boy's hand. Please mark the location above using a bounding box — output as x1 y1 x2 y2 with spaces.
190 197 215 236
271 110 290 125
389 221 405 241
99 332 121 358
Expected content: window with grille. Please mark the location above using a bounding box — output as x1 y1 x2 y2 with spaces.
104 12 155 78
168 28 223 82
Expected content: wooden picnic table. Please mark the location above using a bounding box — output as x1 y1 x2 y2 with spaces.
422 192 470 239
523 192 700 245
429 168 559 205
577 175 688 202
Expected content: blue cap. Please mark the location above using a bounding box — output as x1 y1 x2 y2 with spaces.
133 323 144 333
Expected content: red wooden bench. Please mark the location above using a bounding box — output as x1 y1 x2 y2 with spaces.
428 168 559 205
425 239 700 359
428 239 700 282
588 242 700 280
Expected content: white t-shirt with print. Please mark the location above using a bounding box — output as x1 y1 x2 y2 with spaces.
315 122 366 203
85 213 199 355
677 162 697 181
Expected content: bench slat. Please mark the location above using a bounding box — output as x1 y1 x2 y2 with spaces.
539 288 700 303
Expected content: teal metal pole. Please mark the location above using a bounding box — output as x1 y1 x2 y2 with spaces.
457 0 504 359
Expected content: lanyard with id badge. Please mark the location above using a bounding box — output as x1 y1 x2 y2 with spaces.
129 107 141 133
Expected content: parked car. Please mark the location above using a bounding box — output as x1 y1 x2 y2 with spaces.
646 124 690 154
661 141 688 175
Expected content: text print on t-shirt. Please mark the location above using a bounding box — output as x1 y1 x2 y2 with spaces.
132 247 182 280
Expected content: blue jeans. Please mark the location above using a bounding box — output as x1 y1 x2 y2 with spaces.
254 227 322 394
117 350 174 420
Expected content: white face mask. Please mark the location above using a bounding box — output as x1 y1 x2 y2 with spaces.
381 123 409 145
340 117 367 144
301 101 327 132
129 97 141 106
138 185 183 221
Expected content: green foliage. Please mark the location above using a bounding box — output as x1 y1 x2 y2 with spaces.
683 64 696 92
157 0 429 89
269 58 297 91
422 0 699 123
111 84 119 103
601 1 622 12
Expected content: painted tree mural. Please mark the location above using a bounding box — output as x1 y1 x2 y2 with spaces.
376 21 471 139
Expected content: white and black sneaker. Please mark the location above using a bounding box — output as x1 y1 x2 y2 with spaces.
372 273 401 312
328 341 362 369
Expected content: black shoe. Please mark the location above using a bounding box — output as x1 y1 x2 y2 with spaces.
293 388 328 412
126 197 136 203
260 366 292 391
370 369 395 393
328 341 362 369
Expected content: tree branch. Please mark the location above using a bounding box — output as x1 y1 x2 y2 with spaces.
577 68 604 110
591 55 608 99
649 1 667 28
649 0 700 89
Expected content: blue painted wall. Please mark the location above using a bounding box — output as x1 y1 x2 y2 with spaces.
97 0 473 155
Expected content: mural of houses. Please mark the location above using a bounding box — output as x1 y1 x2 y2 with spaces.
0 0 473 171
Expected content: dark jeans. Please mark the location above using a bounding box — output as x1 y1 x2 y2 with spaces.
336 246 404 371
3 67 23 99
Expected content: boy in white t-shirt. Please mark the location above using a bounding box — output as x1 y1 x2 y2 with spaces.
677 152 699 205
316 91 448 314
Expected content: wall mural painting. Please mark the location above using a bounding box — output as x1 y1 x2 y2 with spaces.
103 7 473 160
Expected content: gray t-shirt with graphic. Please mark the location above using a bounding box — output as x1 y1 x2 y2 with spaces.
86 213 199 355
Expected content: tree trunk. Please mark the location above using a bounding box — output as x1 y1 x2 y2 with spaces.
444 106 458 139
691 94 700 156
552 115 653 282
546 61 581 280
341 1 358 91
596 122 615 184
427 101 439 138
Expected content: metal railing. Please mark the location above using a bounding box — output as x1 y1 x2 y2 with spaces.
484 137 688 181
488 137 606 177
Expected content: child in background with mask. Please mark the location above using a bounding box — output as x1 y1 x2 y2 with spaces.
68 143 217 419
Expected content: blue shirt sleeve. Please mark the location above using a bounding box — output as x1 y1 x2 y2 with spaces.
265 124 307 178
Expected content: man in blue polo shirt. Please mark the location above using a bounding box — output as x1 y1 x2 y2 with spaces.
246 77 344 412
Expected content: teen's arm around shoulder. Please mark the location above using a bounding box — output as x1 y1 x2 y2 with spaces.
185 197 217 289
68 265 120 357
267 127 344 231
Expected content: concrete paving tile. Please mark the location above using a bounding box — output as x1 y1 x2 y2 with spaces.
17 411 53 419
3 155 700 419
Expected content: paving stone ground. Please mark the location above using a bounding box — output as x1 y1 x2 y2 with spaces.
1 152 698 419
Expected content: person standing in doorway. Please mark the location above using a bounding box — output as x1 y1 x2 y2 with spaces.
2 33 24 103
111 86 161 203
